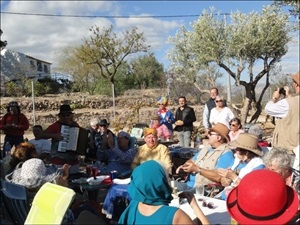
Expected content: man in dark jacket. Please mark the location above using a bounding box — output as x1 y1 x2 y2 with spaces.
174 96 196 147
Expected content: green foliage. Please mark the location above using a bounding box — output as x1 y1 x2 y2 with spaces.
130 53 165 89
80 25 150 95
0 29 7 50
168 5 294 123
4 82 19 96
273 0 300 19
57 46 100 95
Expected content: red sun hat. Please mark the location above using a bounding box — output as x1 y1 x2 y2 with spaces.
226 170 298 225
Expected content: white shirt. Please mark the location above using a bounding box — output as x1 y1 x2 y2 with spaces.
209 107 235 129
202 104 210 129
29 138 51 155
265 99 289 118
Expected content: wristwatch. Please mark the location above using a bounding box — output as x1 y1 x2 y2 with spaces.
193 167 201 175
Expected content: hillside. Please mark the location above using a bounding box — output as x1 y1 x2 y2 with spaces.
0 90 275 141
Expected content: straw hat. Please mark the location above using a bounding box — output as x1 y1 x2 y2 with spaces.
227 170 298 225
229 133 263 156
9 158 58 189
209 123 230 143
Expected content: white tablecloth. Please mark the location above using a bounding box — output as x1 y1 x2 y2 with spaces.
169 195 231 225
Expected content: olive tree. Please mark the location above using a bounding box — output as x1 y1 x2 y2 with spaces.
130 53 165 89
80 25 149 117
57 46 100 94
168 5 295 123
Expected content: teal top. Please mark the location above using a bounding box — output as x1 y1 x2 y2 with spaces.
119 200 178 224
118 160 176 224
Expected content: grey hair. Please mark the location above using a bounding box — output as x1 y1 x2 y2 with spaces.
90 117 100 126
248 124 263 140
215 95 224 100
263 148 291 169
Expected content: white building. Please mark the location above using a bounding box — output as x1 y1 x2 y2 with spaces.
1 49 52 83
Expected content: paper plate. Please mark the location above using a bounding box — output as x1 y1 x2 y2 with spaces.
87 175 110 185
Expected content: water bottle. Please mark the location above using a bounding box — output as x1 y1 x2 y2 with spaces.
4 142 11 157
195 132 201 149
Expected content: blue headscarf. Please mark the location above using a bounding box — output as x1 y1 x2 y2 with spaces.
128 160 173 205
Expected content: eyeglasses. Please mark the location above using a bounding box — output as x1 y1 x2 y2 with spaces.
202 200 216 209
215 100 222 103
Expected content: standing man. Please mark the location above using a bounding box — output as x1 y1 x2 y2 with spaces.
174 96 196 147
0 101 29 158
203 87 227 133
265 71 299 162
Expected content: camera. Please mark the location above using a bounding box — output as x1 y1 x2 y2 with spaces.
279 87 286 96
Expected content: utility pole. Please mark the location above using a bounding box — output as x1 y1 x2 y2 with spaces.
224 13 232 104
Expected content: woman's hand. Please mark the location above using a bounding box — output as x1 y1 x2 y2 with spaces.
178 191 197 208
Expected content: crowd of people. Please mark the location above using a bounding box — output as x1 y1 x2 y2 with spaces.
0 71 299 224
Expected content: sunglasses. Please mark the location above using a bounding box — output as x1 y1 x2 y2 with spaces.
202 200 216 209
60 114 71 118
215 100 222 103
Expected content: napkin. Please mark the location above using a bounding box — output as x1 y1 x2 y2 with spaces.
112 178 131 184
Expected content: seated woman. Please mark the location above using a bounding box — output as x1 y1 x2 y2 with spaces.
217 133 265 200
6 141 39 174
264 148 300 224
150 115 171 141
264 147 299 196
248 124 271 147
6 158 70 200
119 160 210 225
131 128 172 171
228 118 244 141
6 157 103 223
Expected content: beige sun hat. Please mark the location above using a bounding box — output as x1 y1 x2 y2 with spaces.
209 123 230 143
229 133 263 156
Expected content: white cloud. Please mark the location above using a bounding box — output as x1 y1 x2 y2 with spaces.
1 1 116 67
1 0 298 74
1 1 180 69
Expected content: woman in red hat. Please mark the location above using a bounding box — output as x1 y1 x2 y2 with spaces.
226 170 299 225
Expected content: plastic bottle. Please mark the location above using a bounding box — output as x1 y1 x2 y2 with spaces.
195 132 201 149
4 142 11 157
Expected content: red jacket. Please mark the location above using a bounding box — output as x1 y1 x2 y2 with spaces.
0 113 29 136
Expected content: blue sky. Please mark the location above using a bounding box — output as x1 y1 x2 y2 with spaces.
1 1 299 81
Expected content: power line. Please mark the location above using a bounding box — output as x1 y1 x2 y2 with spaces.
0 11 230 18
